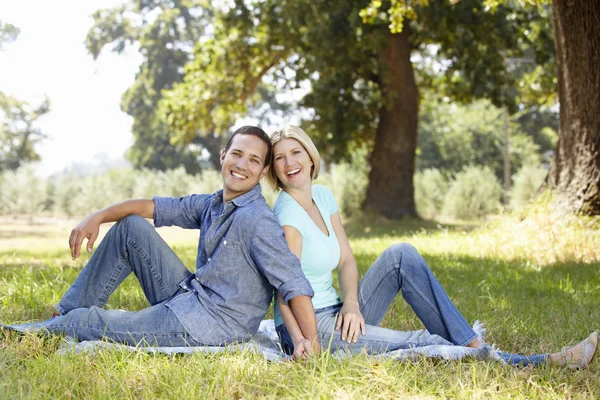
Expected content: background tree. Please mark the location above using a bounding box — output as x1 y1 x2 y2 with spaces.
384 0 600 215
417 96 546 179
544 0 600 214
162 0 552 219
0 93 50 171
0 20 20 51
0 20 50 171
85 1 221 172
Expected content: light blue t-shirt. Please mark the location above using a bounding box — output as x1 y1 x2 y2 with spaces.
273 185 341 327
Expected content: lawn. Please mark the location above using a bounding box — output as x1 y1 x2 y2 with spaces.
0 208 599 399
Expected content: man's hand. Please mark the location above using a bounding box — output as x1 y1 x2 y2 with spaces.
335 301 366 343
69 213 103 260
293 337 320 360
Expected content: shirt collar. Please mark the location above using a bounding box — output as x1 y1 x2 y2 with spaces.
210 184 263 208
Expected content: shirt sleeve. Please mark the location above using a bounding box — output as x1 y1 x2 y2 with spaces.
249 211 314 304
153 194 210 229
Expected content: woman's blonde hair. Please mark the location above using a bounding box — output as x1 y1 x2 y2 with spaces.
266 125 321 190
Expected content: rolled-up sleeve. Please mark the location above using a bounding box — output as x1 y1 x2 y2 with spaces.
153 194 210 229
249 212 313 303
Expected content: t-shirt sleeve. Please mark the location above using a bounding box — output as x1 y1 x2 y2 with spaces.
273 197 305 236
249 211 313 303
316 185 339 216
153 194 209 229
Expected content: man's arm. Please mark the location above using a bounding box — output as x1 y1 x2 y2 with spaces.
280 225 320 356
69 199 154 260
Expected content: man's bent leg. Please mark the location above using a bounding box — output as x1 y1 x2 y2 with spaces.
46 302 199 347
57 215 191 315
358 243 477 346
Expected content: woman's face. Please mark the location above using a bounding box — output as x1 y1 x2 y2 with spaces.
273 138 314 190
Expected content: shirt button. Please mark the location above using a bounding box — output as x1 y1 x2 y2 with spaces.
208 258 211 262
224 240 227 245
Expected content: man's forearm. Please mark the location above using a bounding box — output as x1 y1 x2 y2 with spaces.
288 295 320 350
95 199 155 223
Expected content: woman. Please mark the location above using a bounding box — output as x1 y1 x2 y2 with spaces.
266 125 597 368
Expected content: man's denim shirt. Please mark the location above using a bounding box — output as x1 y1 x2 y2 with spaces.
153 184 313 345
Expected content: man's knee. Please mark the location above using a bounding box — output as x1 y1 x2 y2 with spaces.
115 215 154 236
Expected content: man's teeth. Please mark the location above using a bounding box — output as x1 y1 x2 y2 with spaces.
232 171 247 179
287 169 301 176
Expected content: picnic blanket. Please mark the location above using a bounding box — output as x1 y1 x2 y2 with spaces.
3 319 502 363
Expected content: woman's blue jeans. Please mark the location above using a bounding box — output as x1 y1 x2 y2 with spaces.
44 216 199 347
277 243 547 366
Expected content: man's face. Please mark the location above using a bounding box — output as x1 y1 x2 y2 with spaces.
220 134 269 202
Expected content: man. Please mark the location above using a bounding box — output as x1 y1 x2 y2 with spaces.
35 126 319 352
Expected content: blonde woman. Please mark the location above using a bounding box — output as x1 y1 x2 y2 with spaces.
266 125 597 368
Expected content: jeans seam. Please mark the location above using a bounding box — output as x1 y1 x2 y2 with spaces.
399 269 442 319
358 262 400 325
126 238 171 301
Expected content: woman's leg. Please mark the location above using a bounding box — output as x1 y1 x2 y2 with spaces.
277 305 452 356
357 243 478 346
56 215 192 315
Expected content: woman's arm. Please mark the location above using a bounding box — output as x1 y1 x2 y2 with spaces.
278 225 320 356
331 211 366 343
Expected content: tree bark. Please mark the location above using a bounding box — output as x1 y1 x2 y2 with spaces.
362 29 419 219
545 0 600 214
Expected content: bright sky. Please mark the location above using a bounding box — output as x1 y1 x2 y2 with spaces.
0 1 142 176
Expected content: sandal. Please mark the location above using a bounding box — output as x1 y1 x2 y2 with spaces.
556 331 598 369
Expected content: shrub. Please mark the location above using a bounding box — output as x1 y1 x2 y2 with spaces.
442 165 503 220
316 151 369 219
414 168 450 219
0 164 46 217
510 163 547 211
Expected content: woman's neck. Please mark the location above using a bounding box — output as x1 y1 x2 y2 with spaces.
283 184 313 211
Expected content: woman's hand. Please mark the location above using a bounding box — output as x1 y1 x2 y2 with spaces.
335 301 366 343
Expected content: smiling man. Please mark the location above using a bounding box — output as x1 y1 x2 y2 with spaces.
28 126 318 348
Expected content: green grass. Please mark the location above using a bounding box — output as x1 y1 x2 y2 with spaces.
1 207 599 399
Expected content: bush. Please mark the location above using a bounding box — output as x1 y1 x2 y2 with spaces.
510 164 547 211
0 164 47 217
414 168 450 219
442 166 503 220
316 150 370 219
1 161 371 219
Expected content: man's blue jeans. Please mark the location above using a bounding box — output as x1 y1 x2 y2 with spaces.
45 216 199 346
277 243 548 366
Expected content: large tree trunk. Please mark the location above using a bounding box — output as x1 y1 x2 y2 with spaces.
362 29 419 219
545 0 600 214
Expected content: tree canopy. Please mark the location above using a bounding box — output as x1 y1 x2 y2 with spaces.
160 0 553 218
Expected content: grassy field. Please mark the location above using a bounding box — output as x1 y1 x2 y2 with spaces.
1 206 599 399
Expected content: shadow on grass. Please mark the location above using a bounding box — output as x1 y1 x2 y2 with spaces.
343 214 480 239
350 250 600 354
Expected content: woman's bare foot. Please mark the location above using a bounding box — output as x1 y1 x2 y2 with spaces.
547 331 598 369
